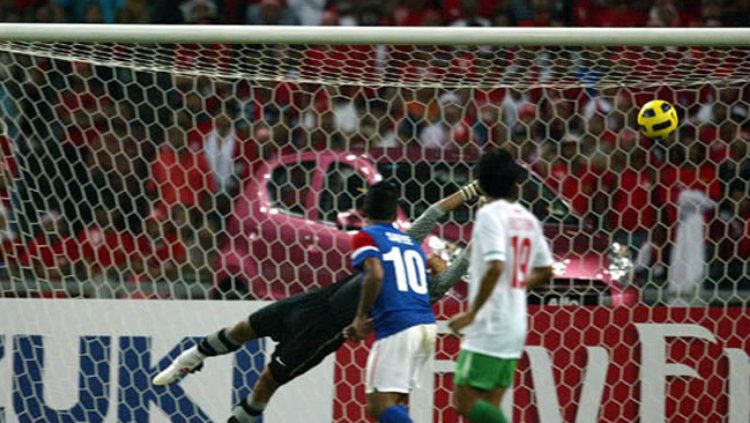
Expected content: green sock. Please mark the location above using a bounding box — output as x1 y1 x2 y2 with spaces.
466 400 508 423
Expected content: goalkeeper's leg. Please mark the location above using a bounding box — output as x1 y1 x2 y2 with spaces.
152 320 256 385
227 367 279 423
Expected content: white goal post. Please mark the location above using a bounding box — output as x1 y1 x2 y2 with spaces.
0 24 750 46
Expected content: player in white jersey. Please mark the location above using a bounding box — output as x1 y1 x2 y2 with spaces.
448 149 554 423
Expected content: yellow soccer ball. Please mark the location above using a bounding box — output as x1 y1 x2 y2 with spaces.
637 99 678 140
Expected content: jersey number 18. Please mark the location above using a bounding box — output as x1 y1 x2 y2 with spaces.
383 247 428 294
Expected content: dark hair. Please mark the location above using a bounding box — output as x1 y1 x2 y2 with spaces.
363 181 399 221
476 148 523 199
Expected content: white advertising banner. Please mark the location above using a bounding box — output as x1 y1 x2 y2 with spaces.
0 299 335 423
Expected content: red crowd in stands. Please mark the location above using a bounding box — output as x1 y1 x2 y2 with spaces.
1 0 742 28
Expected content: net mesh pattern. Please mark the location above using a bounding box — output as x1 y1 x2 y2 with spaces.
0 40 748 422
2 42 750 88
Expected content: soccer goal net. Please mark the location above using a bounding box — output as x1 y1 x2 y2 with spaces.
0 25 748 423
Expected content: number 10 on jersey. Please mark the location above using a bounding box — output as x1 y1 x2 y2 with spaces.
383 247 428 294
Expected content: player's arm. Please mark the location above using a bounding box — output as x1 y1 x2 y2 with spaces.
406 181 480 243
448 259 503 334
344 231 382 341
345 256 384 341
526 222 554 290
471 259 503 309
525 266 553 289
428 245 470 303
345 257 382 341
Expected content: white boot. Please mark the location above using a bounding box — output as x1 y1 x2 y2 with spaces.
152 346 205 386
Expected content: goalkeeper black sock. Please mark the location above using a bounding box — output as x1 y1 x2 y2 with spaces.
197 328 242 356
229 398 265 423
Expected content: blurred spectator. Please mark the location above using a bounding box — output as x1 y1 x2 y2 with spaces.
319 8 339 25
0 119 17 199
203 101 251 194
609 140 656 250
393 0 437 26
667 189 716 304
287 0 326 25
719 138 750 197
419 92 472 150
253 122 275 161
473 102 506 147
329 0 356 26
545 134 599 217
140 207 188 281
17 211 80 280
246 0 300 25
77 207 147 277
355 0 387 26
422 9 443 26
506 0 535 25
35 0 68 22
502 89 533 129
150 126 216 214
360 98 399 147
85 122 151 233
117 0 150 23
331 86 361 136
0 121 18 268
150 0 184 23
506 0 568 26
709 180 750 290
180 0 218 23
201 100 258 219
648 0 681 27
0 202 17 271
657 141 721 225
82 1 104 22
56 0 125 23
701 0 723 27
450 0 490 26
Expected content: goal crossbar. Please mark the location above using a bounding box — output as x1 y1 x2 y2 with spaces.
0 24 749 46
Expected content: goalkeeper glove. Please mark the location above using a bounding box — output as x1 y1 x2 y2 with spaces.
459 180 481 202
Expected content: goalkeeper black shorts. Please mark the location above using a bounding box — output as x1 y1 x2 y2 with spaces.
248 290 345 384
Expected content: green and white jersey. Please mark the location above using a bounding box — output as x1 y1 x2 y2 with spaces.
462 199 553 359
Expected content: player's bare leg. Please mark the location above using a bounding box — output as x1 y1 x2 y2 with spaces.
227 319 257 343
367 392 411 423
153 320 258 386
454 384 508 423
227 367 279 423
482 386 507 408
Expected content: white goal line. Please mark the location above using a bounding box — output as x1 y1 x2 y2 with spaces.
0 24 749 46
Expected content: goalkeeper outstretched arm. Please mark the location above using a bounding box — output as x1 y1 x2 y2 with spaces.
404 184 474 303
406 180 479 243
429 249 469 303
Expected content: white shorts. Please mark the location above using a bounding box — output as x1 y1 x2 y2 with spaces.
365 323 437 394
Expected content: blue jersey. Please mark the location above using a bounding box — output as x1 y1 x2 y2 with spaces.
351 224 435 340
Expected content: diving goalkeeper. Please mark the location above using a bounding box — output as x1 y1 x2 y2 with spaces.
152 183 481 423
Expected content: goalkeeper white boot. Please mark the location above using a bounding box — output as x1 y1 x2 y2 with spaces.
152 346 205 386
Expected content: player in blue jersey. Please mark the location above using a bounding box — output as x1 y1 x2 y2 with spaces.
345 181 437 423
